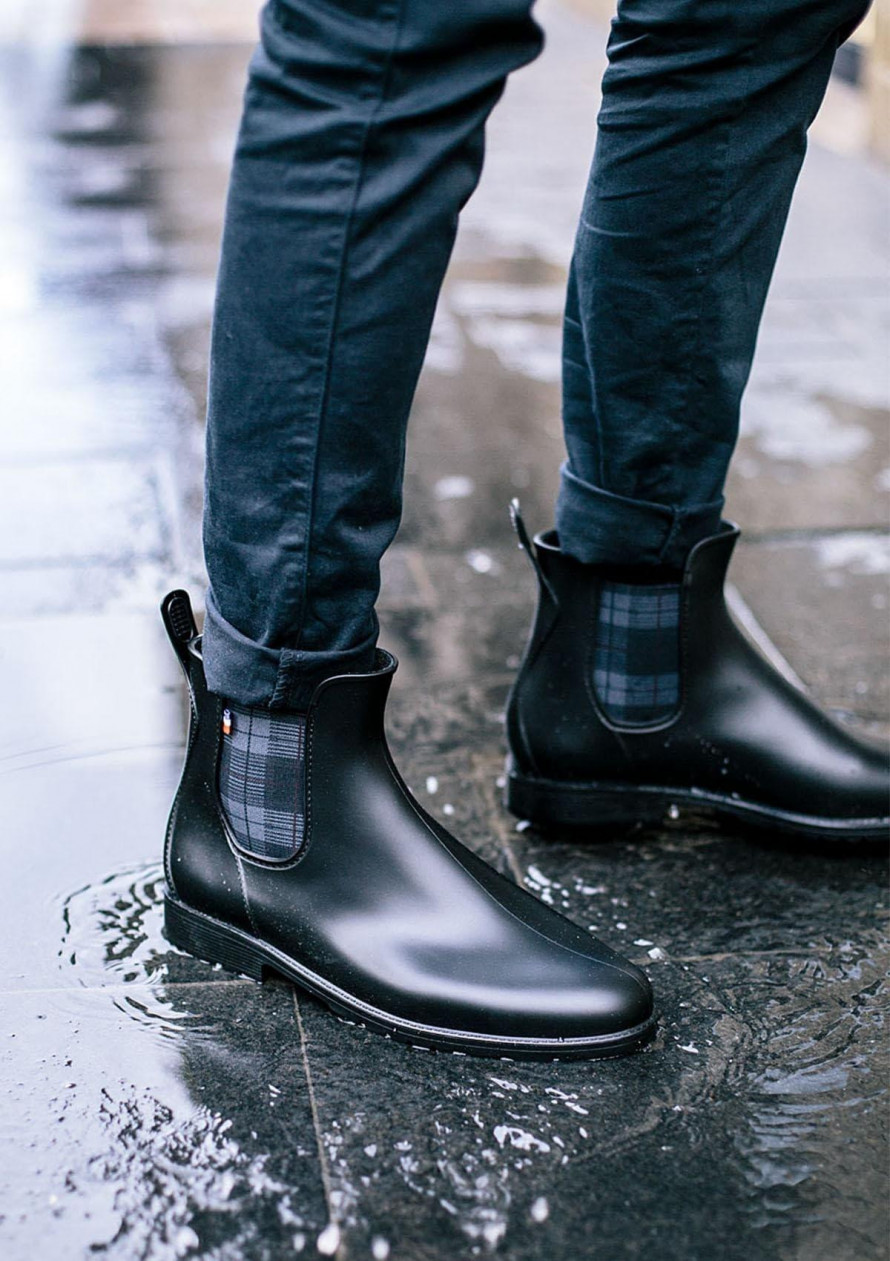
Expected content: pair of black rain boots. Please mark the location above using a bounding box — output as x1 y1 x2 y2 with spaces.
161 520 887 1061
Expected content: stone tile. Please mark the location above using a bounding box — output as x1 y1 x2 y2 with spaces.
0 43 206 599
0 612 201 995
381 604 525 708
383 543 531 613
378 546 436 611
1 748 186 994
721 137 890 535
0 460 167 567
770 142 890 288
292 961 726 1261
0 307 178 462
0 611 182 761
726 294 890 534
501 822 889 964
452 1 605 272
0 0 262 44
400 401 562 556
0 558 203 620
730 535 890 725
379 568 532 702
727 118 890 541
383 673 516 874
0 980 327 1259
296 940 888 1261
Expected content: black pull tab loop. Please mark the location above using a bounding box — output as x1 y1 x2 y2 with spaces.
509 500 558 605
160 590 199 671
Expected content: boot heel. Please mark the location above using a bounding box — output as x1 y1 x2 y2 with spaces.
164 895 266 982
506 770 667 831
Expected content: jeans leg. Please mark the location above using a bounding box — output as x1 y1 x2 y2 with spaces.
203 0 542 707
557 0 871 568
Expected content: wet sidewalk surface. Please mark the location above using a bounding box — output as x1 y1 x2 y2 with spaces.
0 4 888 1259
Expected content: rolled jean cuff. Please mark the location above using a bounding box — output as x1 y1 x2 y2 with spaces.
202 588 378 711
555 461 725 569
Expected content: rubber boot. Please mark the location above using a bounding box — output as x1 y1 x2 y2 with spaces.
160 590 655 1059
505 507 889 844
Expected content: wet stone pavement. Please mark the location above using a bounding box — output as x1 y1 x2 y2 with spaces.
0 3 888 1259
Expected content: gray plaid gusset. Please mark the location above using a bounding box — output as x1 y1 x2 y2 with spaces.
218 701 307 860
593 581 681 725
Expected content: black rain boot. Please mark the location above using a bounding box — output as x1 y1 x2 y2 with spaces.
159 591 655 1059
505 508 889 844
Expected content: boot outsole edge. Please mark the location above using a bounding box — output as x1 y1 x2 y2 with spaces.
505 765 890 846
164 893 658 1061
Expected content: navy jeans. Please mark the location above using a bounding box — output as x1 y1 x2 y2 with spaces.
202 0 868 709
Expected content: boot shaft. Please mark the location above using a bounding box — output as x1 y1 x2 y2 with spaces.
506 523 741 781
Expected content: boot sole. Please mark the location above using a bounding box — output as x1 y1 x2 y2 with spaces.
163 893 657 1061
506 766 889 844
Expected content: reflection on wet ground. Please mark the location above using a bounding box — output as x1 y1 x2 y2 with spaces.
0 3 888 1258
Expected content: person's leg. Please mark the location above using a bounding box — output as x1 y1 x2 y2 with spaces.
506 0 888 840
202 0 544 710
557 0 870 568
164 0 656 1058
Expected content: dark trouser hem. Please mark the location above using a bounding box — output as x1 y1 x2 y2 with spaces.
203 0 543 698
555 461 724 570
202 589 377 711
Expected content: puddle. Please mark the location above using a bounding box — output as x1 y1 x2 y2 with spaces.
43 852 741 1257
6 827 886 1258
57 863 216 1043
66 1087 311 1261
1 864 327 1259
60 863 175 988
733 953 889 1243
290 977 756 1256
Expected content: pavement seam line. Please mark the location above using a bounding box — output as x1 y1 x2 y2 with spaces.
402 547 439 607
501 833 527 886
293 991 338 1243
1 979 260 997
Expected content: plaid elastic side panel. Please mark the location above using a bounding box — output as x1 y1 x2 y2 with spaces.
218 702 307 860
593 581 681 725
